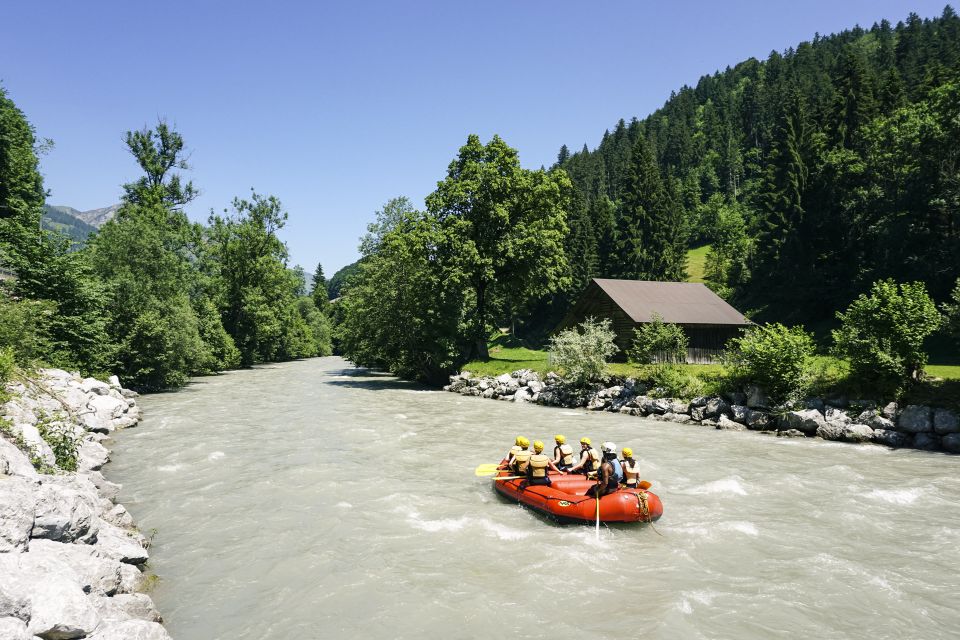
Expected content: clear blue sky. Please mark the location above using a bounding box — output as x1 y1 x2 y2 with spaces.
1 1 949 275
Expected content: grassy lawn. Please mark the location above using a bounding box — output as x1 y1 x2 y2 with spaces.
926 365 960 380
686 244 710 283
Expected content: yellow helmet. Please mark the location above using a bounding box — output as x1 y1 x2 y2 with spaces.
533 440 544 453
580 437 591 446
555 434 566 444
515 436 524 446
518 436 530 448
622 447 633 458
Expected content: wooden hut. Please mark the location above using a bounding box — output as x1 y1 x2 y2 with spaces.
556 279 751 363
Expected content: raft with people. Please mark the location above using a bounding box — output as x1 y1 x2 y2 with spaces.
477 435 663 525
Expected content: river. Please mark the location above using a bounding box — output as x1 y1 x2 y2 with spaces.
108 357 960 639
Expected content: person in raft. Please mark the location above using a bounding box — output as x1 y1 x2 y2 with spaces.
525 440 565 486
601 442 624 484
552 434 575 471
567 437 601 477
586 443 621 498
510 437 533 476
504 436 528 468
620 447 641 488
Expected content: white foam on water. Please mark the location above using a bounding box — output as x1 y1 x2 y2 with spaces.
335 502 353 509
394 414 408 420
559 411 583 416
157 464 183 472
864 488 923 505
686 477 748 496
208 451 225 461
674 599 693 615
399 431 417 440
721 521 759 537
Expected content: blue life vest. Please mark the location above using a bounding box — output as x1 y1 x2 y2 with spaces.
609 457 624 483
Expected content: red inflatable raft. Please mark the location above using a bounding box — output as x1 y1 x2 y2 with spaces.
491 464 663 525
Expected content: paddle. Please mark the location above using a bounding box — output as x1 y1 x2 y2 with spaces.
475 463 506 477
490 475 525 481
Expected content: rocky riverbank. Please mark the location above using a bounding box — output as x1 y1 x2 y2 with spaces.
0 369 170 640
445 370 960 453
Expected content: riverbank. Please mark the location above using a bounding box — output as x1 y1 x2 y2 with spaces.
0 369 169 639
446 369 960 454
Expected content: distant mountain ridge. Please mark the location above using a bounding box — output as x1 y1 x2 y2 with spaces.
41 203 121 246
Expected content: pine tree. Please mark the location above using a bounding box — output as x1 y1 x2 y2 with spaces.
311 263 329 311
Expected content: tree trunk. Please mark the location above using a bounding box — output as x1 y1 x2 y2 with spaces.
470 279 490 360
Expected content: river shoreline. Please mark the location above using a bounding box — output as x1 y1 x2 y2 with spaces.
445 369 960 454
0 369 169 639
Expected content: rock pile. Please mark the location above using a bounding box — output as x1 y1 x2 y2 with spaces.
0 369 170 640
445 371 960 454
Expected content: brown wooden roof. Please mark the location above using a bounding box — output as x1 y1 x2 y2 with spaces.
589 279 749 326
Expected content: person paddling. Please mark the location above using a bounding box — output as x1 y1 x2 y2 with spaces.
567 437 601 477
586 446 619 498
601 442 624 484
620 447 641 488
552 434 575 471
505 435 528 468
525 440 564 486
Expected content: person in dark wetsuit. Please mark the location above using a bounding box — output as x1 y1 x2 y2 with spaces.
586 443 622 498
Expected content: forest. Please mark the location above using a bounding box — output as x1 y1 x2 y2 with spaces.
0 99 332 390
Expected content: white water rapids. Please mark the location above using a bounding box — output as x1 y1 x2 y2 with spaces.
108 357 960 639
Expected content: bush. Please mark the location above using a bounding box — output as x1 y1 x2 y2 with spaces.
647 364 705 399
832 279 942 388
37 412 80 472
627 313 689 363
0 346 15 386
549 317 618 386
944 278 960 346
723 323 815 402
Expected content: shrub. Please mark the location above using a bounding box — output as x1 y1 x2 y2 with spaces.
628 313 689 363
944 278 960 346
647 364 705 399
832 279 943 388
0 346 14 386
723 323 815 402
37 412 80 472
548 317 618 386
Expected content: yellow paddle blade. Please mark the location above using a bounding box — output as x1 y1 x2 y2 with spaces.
492 475 525 481
474 463 504 477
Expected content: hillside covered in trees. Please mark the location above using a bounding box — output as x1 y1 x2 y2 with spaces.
555 7 960 331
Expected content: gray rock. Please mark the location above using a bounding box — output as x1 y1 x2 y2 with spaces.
669 400 690 414
933 409 959 435
0 582 30 621
17 425 55 467
87 619 172 640
495 373 511 385
824 395 849 408
824 406 852 425
107 375 122 389
0 476 35 552
503 380 520 395
778 409 826 435
107 594 161 623
856 411 895 431
32 483 99 543
117 564 144 594
777 429 807 438
650 398 672 415
476 379 489 392
447 379 467 393
730 404 750 423
881 401 899 420
88 395 128 422
912 432 940 451
699 419 719 428
0 554 102 640
745 410 773 431
0 439 39 481
689 396 709 408
77 440 110 472
80 378 111 396
941 433 960 454
897 405 933 433
716 415 746 431
101 504 133 530
0 617 30 640
512 387 533 403
662 412 692 424
804 397 825 413
816 423 845 441
704 397 731 419
93 522 148 565
690 407 706 422
527 380 544 394
746 385 770 409
27 539 121 596
872 429 911 448
480 388 494 399
842 424 875 444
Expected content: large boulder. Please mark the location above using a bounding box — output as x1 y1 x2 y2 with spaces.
745 385 770 409
933 409 959 435
745 410 774 431
881 401 899 420
941 433 960 454
0 554 102 640
77 439 110 472
669 400 690 415
0 476 35 552
730 404 750 423
872 429 911 448
716 415 746 431
80 378 111 396
824 406 852 425
897 405 933 433
0 617 30 640
512 387 534 403
0 438 38 481
661 412 692 424
690 406 706 422
93 522 149 565
778 409 826 435
0 582 30 621
842 424 875 443
816 423 845 441
856 411 895 431
93 594 161 624
704 397 731 419
87 619 172 640
32 482 99 543
912 432 940 451
495 373 512 385
16 424 55 467
26 539 122 596
527 380 544 394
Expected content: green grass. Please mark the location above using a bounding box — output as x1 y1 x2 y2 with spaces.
686 244 711 283
926 365 960 380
